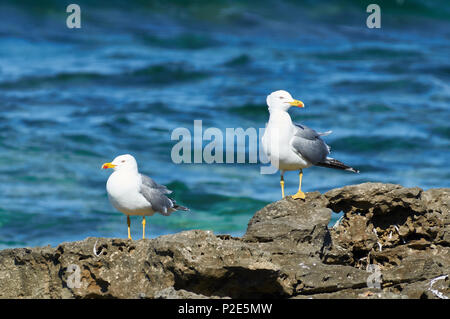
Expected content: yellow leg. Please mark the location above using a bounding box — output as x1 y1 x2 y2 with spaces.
142 216 146 239
292 170 306 200
280 175 285 198
127 216 132 240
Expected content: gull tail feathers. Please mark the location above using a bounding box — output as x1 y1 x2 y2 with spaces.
316 157 359 173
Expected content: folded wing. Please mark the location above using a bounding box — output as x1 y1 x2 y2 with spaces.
139 174 175 215
290 123 330 164
139 174 188 215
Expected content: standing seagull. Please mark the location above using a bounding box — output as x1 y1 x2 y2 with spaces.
262 90 359 200
102 154 188 240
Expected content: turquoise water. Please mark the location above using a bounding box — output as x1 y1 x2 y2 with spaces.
0 1 449 248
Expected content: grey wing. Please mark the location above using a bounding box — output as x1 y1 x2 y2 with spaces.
139 175 174 215
141 174 172 194
290 123 330 164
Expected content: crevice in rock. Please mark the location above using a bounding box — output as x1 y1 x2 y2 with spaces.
171 266 288 299
370 207 413 230
294 282 368 296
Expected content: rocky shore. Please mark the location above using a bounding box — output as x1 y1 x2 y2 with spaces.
0 183 448 299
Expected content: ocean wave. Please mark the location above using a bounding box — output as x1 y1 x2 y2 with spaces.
7 0 449 21
138 33 220 50
331 136 427 153
0 63 209 89
227 103 267 119
331 78 432 94
223 54 252 67
312 47 423 61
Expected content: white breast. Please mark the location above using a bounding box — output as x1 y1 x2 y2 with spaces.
262 110 310 170
106 171 155 216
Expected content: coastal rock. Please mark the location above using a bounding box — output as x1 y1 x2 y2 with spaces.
0 183 448 299
243 192 331 257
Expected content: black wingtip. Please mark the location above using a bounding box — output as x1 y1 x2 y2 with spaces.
174 203 189 211
177 205 189 211
170 198 189 212
345 167 360 174
317 158 360 174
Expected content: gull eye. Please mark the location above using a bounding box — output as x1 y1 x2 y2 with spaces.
121 160 125 163
279 96 284 99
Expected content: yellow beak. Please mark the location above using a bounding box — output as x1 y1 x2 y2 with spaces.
102 162 116 169
289 99 304 108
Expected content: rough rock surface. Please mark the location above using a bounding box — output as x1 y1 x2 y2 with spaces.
0 183 448 299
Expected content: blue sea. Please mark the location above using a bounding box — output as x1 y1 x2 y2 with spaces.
0 0 449 248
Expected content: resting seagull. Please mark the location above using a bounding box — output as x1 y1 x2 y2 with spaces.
102 154 188 240
262 90 359 200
